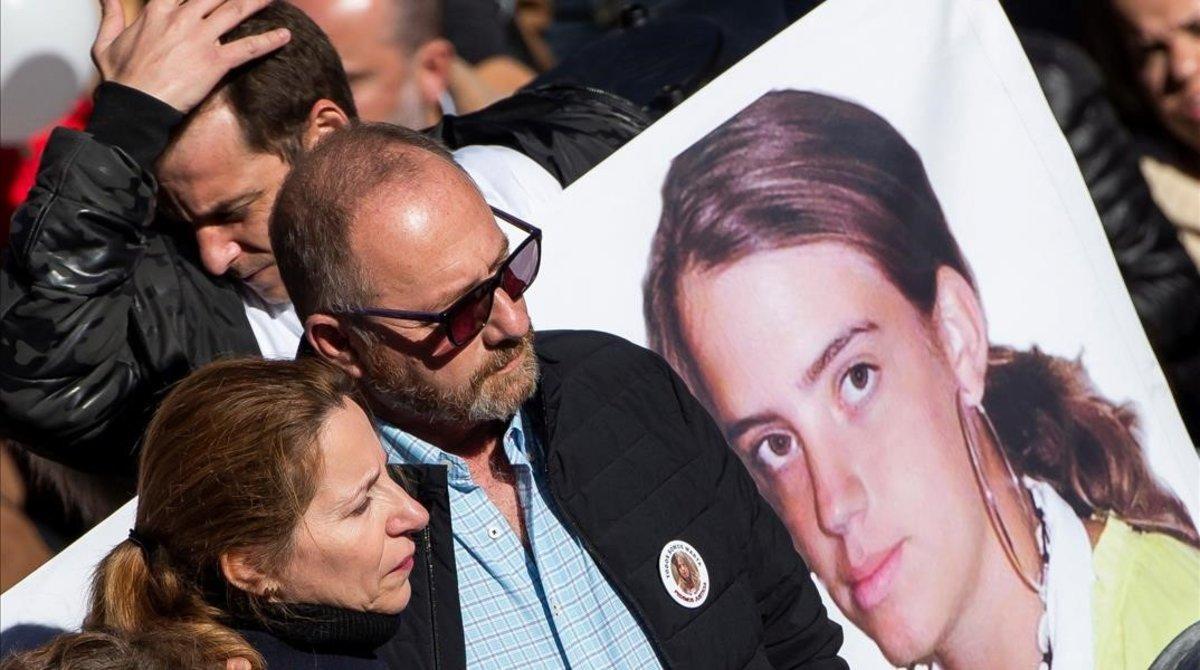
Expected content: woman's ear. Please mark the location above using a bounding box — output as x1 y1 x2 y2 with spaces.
301 99 352 151
306 314 365 379
220 550 274 597
933 267 988 404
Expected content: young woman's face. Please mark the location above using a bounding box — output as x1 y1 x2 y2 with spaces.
676 558 692 581
277 400 430 614
678 242 991 664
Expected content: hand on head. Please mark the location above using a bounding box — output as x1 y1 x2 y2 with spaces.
92 0 292 112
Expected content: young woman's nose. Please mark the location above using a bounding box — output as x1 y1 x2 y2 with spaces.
806 445 868 538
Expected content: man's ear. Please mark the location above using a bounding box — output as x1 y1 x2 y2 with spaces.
306 314 365 379
301 99 351 151
932 266 989 404
220 549 274 597
412 38 454 109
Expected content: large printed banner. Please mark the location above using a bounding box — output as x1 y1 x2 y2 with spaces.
525 0 1200 667
3 1 1198 668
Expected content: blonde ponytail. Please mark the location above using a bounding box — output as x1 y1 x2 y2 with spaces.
85 539 265 670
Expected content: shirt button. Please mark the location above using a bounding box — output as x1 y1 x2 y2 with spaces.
551 601 563 617
487 525 501 539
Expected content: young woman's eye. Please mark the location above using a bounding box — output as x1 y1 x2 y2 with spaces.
752 433 798 471
839 363 878 406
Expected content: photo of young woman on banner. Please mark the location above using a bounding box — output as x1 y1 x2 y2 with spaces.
642 88 1200 670
524 0 1200 667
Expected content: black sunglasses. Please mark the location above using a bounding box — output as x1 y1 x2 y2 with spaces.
334 207 541 348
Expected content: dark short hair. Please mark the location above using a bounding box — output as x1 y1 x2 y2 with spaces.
392 0 444 53
270 122 461 319
196 1 359 162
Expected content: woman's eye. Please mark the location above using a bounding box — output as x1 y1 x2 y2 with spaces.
839 363 878 405
753 433 797 471
351 497 371 517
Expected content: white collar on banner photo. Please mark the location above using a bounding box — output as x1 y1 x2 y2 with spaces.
928 478 1095 670
1026 477 1096 670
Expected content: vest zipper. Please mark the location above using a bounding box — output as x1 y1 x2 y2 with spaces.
422 524 442 670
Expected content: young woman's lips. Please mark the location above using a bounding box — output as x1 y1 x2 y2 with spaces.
849 542 904 611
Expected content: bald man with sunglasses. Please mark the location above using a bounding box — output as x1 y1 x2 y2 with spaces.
271 122 847 670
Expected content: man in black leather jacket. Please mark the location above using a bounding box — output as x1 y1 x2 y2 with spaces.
1023 32 1200 441
0 0 647 479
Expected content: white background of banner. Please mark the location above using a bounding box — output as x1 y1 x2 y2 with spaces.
3 1 1196 667
523 0 1199 665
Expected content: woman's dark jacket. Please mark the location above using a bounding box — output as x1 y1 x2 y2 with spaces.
377 330 846 670
0 83 649 474
233 604 402 669
1023 33 1200 439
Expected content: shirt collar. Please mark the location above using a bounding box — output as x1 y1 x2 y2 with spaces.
378 412 532 491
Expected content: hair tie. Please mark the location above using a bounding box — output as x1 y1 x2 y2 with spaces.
128 528 158 556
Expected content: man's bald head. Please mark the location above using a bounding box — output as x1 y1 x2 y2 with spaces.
270 122 472 318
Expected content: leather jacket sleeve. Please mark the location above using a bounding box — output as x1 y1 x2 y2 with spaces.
0 125 257 474
430 83 652 187
1024 33 1200 433
0 129 166 472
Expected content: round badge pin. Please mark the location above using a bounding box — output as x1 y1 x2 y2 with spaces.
659 540 710 608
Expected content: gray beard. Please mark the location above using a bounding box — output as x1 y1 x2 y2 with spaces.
363 332 538 426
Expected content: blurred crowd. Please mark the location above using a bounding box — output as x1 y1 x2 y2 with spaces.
0 0 1196 601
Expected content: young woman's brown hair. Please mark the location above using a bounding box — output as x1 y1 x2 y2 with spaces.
643 89 1198 549
82 357 365 670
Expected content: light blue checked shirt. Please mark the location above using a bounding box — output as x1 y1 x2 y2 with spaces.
379 412 662 670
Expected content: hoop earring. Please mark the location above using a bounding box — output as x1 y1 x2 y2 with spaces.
957 391 1043 593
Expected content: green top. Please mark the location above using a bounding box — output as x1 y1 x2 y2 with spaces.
1093 517 1200 670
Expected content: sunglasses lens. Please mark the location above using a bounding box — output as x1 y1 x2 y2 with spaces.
447 283 493 346
501 238 540 300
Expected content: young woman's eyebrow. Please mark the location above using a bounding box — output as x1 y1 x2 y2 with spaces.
724 411 782 444
801 321 879 387
722 322 878 443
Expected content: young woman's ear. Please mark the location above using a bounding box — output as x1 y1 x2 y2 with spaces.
933 267 988 403
306 314 365 379
220 550 275 597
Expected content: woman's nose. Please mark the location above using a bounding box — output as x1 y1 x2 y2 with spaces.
385 488 430 537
